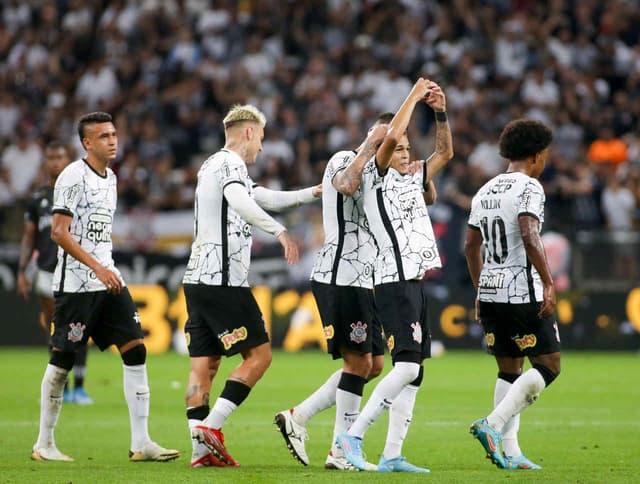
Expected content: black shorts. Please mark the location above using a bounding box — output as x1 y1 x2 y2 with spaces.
375 280 431 362
312 282 384 360
184 284 269 357
51 288 144 352
479 301 561 357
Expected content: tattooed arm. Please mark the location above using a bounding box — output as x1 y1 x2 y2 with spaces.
423 81 454 183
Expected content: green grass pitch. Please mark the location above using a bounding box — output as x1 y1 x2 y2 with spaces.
0 348 638 483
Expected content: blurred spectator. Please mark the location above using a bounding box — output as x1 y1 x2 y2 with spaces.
0 125 42 204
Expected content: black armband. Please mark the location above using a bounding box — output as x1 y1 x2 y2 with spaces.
422 162 429 191
435 111 447 122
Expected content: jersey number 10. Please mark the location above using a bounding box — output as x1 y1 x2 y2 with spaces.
480 216 508 264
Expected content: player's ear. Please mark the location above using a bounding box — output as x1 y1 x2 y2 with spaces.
245 125 253 141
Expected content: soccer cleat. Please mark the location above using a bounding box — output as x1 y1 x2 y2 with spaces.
190 451 228 468
193 425 239 467
325 449 378 471
377 455 430 473
31 445 74 462
73 388 94 405
62 389 74 403
335 433 366 471
470 418 506 468
274 409 309 466
504 454 542 470
129 441 180 462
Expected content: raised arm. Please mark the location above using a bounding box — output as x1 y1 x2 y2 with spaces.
519 215 556 318
333 124 387 195
253 184 321 212
376 78 431 173
423 180 437 205
423 81 453 183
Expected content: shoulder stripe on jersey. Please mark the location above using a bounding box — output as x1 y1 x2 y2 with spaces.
518 211 540 222
221 197 229 286
376 188 405 281
330 192 345 285
525 257 536 303
467 223 481 231
222 180 246 191
52 208 73 217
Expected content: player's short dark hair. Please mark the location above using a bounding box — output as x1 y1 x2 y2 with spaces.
77 111 113 141
499 119 553 161
376 112 394 124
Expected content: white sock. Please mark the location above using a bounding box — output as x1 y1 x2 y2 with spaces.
123 364 151 450
293 368 341 425
188 416 208 458
487 368 546 432
383 383 419 459
348 362 420 438
331 387 362 453
494 377 522 457
36 364 68 449
204 398 237 429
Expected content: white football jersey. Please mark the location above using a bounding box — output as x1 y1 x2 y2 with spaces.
468 172 545 303
311 150 376 288
52 159 123 293
362 159 441 284
183 149 255 287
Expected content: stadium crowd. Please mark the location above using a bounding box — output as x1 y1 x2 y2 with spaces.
1 0 639 261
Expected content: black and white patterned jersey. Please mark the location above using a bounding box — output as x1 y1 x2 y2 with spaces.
25 186 58 272
362 159 441 285
468 172 545 303
183 149 255 287
310 150 376 288
52 159 122 293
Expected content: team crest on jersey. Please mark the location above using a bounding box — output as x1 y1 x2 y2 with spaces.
485 332 495 347
324 325 334 340
349 322 367 343
133 312 141 325
411 322 422 343
387 335 395 351
67 322 86 342
220 327 248 350
514 334 537 350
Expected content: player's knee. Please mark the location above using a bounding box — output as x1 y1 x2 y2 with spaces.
343 351 372 378
392 360 421 386
533 363 559 387
368 356 385 381
498 371 520 384
50 350 75 371
121 344 147 366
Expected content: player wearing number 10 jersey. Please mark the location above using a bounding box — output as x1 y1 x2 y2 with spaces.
465 119 561 470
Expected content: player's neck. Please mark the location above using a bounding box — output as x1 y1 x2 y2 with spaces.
84 154 109 176
223 140 248 164
505 161 533 177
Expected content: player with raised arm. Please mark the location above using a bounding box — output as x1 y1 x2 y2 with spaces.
337 79 454 473
183 104 321 468
17 141 93 405
465 119 559 470
31 112 179 463
274 121 388 471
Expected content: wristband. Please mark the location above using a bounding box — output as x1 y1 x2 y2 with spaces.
435 111 447 122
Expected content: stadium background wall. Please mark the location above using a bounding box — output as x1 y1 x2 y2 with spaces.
1 252 638 352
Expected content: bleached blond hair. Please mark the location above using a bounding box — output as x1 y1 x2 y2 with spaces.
223 104 266 129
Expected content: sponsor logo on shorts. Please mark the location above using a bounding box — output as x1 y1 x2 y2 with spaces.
349 321 367 343
324 324 334 340
67 322 86 342
185 331 191 347
514 334 537 350
411 322 422 343
133 312 141 325
387 335 395 351
485 332 495 347
220 326 248 350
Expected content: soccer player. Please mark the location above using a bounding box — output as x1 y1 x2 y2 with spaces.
465 119 559 470
274 122 388 471
337 78 453 473
17 141 93 405
183 104 321 468
31 112 179 463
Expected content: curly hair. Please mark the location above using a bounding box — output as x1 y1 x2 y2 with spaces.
498 119 553 161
